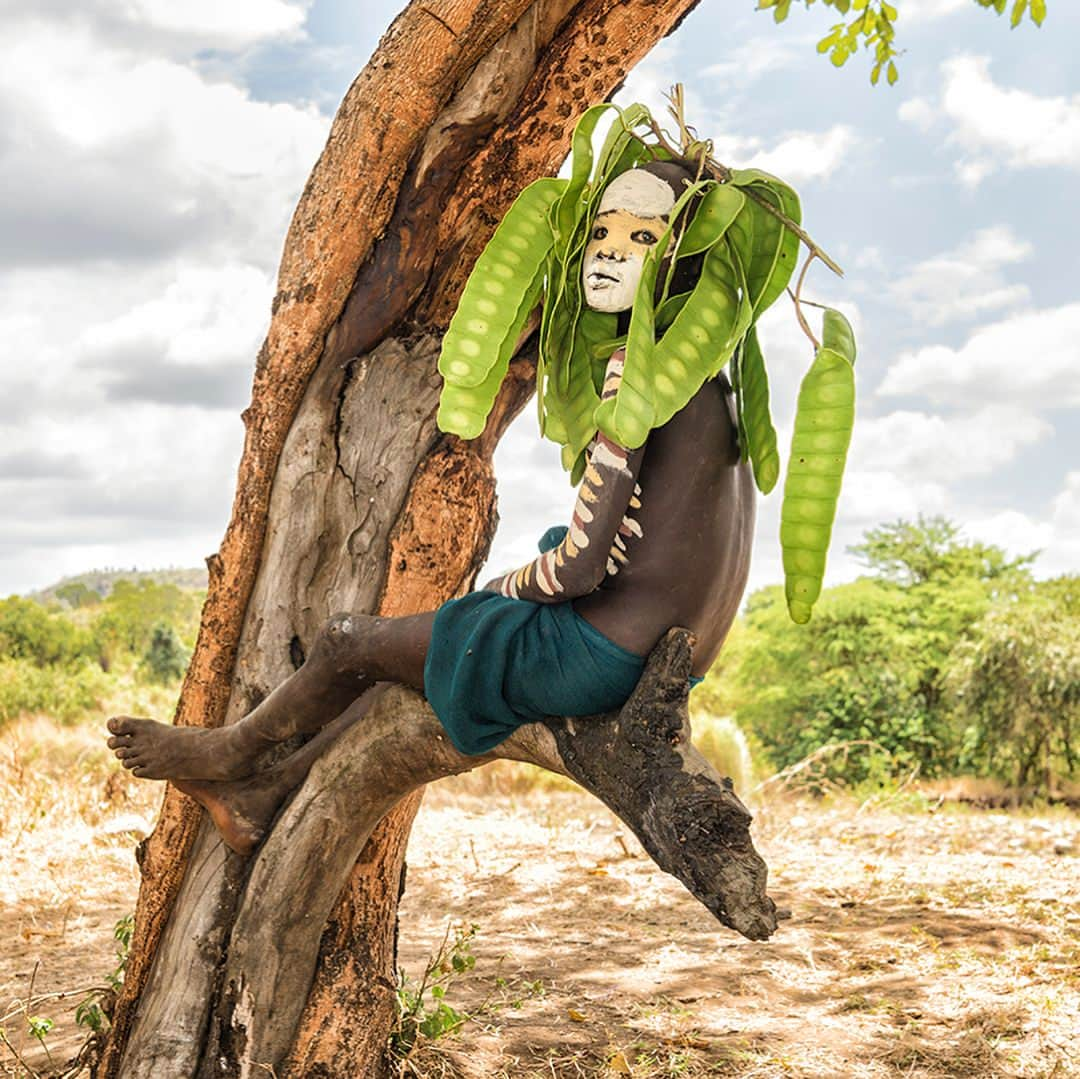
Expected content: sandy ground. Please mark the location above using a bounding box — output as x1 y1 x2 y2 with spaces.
1 721 1078 1078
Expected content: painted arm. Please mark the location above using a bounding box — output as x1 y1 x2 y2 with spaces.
484 350 645 603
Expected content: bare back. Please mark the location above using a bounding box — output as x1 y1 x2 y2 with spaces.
573 374 755 676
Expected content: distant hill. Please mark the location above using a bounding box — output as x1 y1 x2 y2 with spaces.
32 567 209 607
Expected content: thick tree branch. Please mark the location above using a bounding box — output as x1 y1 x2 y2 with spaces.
195 629 774 1076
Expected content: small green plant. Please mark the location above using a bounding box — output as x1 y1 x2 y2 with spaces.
390 923 478 1062
26 1014 54 1063
75 913 136 1041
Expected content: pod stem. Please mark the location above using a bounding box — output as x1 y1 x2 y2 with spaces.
788 250 821 351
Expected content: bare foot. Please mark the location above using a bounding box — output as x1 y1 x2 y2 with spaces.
106 716 255 781
173 771 292 856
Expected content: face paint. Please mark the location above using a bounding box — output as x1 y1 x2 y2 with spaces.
582 210 665 313
582 168 677 314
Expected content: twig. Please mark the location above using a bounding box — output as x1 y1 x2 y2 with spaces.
789 250 820 351
752 739 889 796
20 961 40 1062
0 986 109 1026
732 175 845 278
640 111 845 279
0 1028 41 1078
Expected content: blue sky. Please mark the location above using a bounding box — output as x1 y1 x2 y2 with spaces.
1 0 1077 597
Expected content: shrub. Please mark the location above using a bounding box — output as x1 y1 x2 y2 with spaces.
141 623 190 684
0 658 111 724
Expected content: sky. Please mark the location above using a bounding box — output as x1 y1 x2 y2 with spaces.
1 0 1078 598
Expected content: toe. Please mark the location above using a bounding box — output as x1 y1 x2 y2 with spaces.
107 735 132 749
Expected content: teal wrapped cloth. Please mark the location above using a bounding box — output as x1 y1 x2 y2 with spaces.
423 592 646 756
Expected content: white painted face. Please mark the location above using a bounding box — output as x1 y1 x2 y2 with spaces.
582 169 675 314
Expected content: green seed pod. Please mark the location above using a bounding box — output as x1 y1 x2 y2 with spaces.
544 308 614 465
780 309 856 623
553 104 613 242
437 257 547 439
738 325 780 494
601 244 661 447
678 183 744 257
822 305 857 363
654 292 691 334
643 237 752 433
438 177 564 393
727 171 801 317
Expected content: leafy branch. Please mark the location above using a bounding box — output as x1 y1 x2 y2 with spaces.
758 0 1047 84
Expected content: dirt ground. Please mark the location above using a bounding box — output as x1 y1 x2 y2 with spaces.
1 719 1078 1078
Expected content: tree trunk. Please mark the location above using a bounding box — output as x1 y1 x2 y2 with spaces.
91 1 779 1075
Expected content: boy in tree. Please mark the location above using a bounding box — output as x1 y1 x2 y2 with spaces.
107 162 755 854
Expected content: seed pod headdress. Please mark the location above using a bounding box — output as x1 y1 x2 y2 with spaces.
437 93 857 623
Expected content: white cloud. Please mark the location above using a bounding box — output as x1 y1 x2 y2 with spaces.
892 0 969 21
701 36 805 87
889 225 1031 326
731 126 857 184
1 0 310 52
0 5 324 592
852 404 1049 480
900 55 1080 184
963 472 1080 578
123 0 308 47
878 302 1080 407
961 509 1052 562
898 96 937 133
617 41 855 184
79 263 272 377
0 19 327 269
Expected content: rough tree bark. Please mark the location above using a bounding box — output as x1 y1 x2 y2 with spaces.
95 2 777 1076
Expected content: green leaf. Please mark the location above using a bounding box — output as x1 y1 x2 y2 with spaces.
677 183 744 257
887 59 898 84
1031 0 1047 23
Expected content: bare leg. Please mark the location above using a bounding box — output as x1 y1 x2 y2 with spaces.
107 610 436 781
174 690 376 855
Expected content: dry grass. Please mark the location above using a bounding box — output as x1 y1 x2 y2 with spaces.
2 710 1079 1078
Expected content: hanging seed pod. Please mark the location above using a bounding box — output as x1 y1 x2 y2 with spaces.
437 175 565 425
738 325 780 494
780 308 856 623
727 170 801 317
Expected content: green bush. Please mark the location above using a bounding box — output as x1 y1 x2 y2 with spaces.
0 596 94 667
0 658 111 724
141 622 190 684
947 603 1079 792
724 518 1040 785
92 579 202 666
